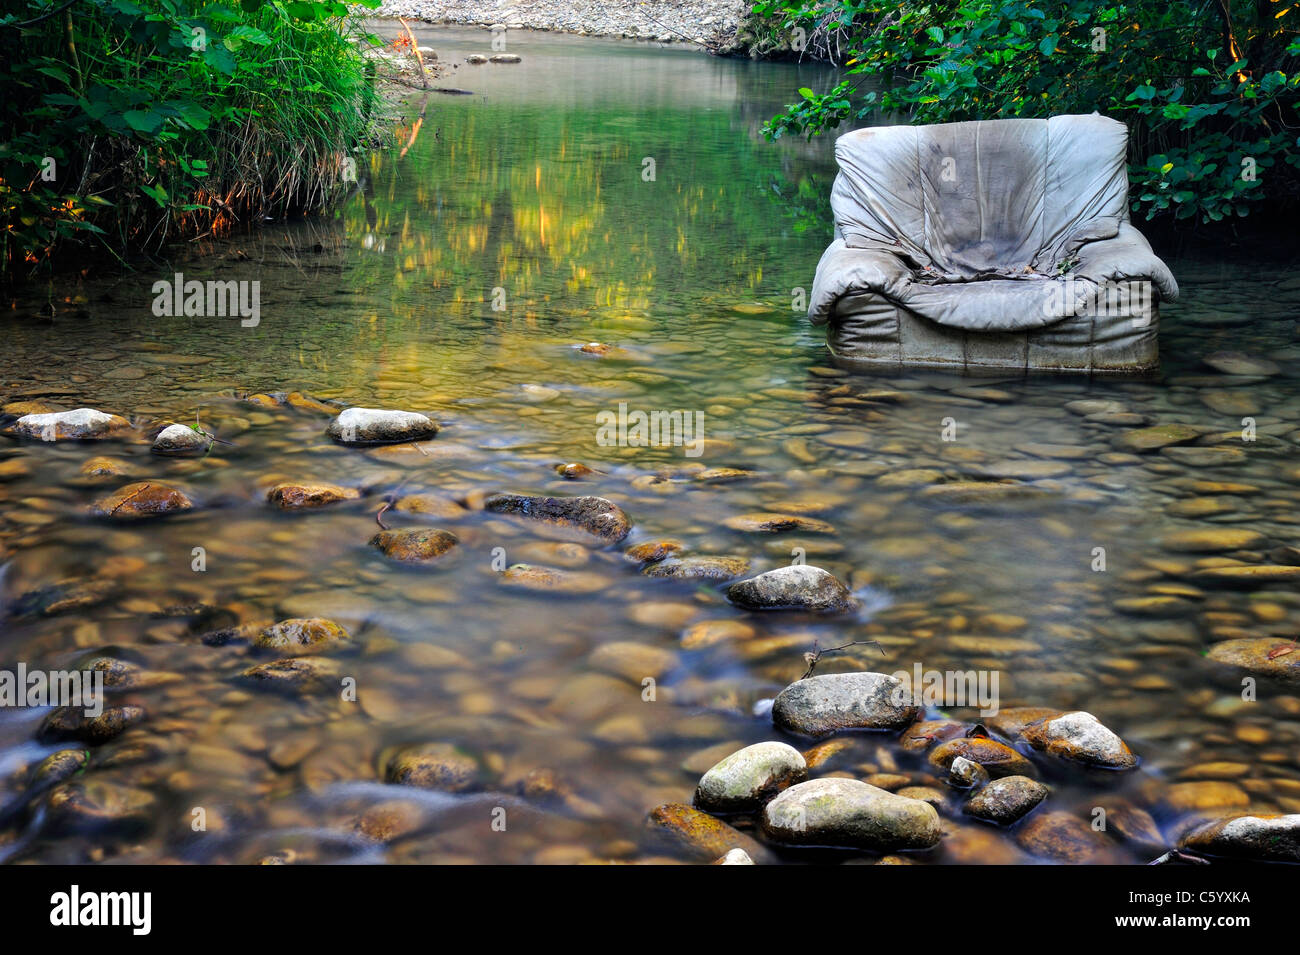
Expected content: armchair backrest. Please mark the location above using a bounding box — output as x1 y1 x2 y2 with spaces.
830 114 1130 275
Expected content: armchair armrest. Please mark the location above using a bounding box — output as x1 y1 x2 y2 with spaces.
808 240 914 326
1072 222 1178 302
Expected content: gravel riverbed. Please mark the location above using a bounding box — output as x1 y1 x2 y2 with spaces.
371 0 752 45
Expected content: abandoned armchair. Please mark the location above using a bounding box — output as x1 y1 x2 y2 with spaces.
808 114 1178 373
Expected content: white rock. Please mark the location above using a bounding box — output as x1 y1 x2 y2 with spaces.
326 407 438 445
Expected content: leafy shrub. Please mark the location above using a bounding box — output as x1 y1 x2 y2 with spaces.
756 0 1300 223
0 0 385 282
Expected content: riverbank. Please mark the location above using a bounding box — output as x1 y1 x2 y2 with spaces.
371 0 751 47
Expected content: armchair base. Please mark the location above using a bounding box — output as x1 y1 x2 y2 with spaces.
826 292 1159 375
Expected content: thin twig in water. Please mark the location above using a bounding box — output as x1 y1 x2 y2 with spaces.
109 483 151 517
801 639 884 680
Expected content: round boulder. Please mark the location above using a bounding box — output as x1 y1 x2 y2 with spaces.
694 741 808 813
761 778 941 851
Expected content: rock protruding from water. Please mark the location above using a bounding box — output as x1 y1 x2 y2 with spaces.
1020 710 1137 770
385 743 479 792
91 482 193 518
252 618 352 656
484 493 631 544
1180 813 1300 862
761 778 941 851
369 527 459 563
151 423 210 455
694 741 807 813
772 672 918 737
5 408 130 441
645 803 774 863
326 407 438 445
964 776 1049 825
726 565 856 613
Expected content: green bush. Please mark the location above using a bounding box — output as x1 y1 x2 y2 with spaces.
757 1 1300 223
0 0 385 282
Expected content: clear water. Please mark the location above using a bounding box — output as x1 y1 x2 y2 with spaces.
1 26 1298 864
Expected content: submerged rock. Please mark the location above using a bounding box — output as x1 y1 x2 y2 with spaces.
354 799 429 843
726 565 856 614
267 482 360 508
694 742 807 813
252 618 353 656
642 556 750 581
393 494 468 520
484 493 631 544
1203 351 1280 377
772 672 918 736
326 407 437 445
499 563 608 595
91 482 193 518
28 749 90 791
1019 711 1138 770
1016 810 1123 863
928 738 1036 778
723 512 836 534
1159 528 1266 553
47 780 157 833
624 539 682 563
39 705 146 745
1191 565 1300 586
761 778 941 851
1180 813 1300 862
5 408 130 441
588 641 678 682
369 527 459 563
1111 423 1205 453
964 776 1048 825
151 423 210 455
1206 637 1300 680
239 657 341 694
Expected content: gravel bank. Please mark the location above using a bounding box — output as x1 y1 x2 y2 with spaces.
372 0 752 46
